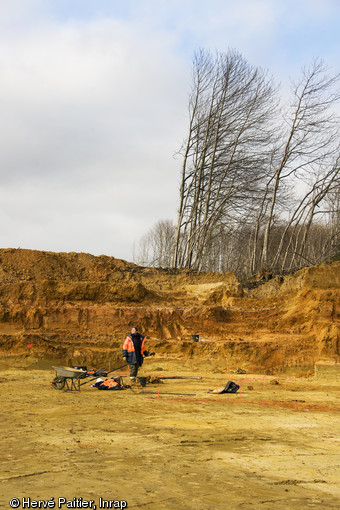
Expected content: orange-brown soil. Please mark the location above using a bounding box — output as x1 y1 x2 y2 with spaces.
0 248 339 372
1 249 340 509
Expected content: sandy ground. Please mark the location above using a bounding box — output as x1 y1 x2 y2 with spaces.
1 357 340 510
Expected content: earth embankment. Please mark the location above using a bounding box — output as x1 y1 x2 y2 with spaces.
0 248 339 372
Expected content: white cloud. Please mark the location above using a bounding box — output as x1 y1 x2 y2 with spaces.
0 14 188 260
0 1 339 261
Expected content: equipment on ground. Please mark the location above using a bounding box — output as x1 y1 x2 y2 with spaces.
52 366 88 391
51 363 128 391
136 376 148 386
208 381 240 394
79 363 128 387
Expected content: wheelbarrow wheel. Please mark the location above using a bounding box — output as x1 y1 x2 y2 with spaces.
52 376 66 390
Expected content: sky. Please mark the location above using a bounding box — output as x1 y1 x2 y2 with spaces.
1 0 339 262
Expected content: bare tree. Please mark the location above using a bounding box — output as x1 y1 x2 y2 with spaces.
134 53 339 280
173 49 278 270
134 220 175 268
261 59 340 268
327 182 340 260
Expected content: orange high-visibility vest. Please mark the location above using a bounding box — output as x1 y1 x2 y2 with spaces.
123 335 146 355
101 379 119 388
122 334 146 365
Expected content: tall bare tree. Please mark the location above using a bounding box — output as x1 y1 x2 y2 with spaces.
172 49 278 270
261 59 340 268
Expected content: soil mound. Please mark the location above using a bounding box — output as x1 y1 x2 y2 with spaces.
250 262 340 298
0 249 338 372
0 248 136 282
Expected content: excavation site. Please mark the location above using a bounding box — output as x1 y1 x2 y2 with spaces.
0 248 339 509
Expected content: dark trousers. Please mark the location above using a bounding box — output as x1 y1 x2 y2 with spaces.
129 363 138 378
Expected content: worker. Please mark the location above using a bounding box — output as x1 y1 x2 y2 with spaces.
122 327 148 382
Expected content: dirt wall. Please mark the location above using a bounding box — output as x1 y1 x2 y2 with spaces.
0 249 339 371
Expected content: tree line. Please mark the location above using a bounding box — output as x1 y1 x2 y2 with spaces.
135 49 340 281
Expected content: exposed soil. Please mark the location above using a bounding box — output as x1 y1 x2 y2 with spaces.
0 248 339 372
1 250 340 508
1 357 340 510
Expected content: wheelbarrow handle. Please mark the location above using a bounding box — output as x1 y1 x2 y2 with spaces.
106 363 129 376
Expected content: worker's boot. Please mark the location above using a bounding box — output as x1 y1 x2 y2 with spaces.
130 376 137 383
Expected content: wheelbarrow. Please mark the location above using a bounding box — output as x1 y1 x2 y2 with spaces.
51 363 128 391
52 366 88 391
